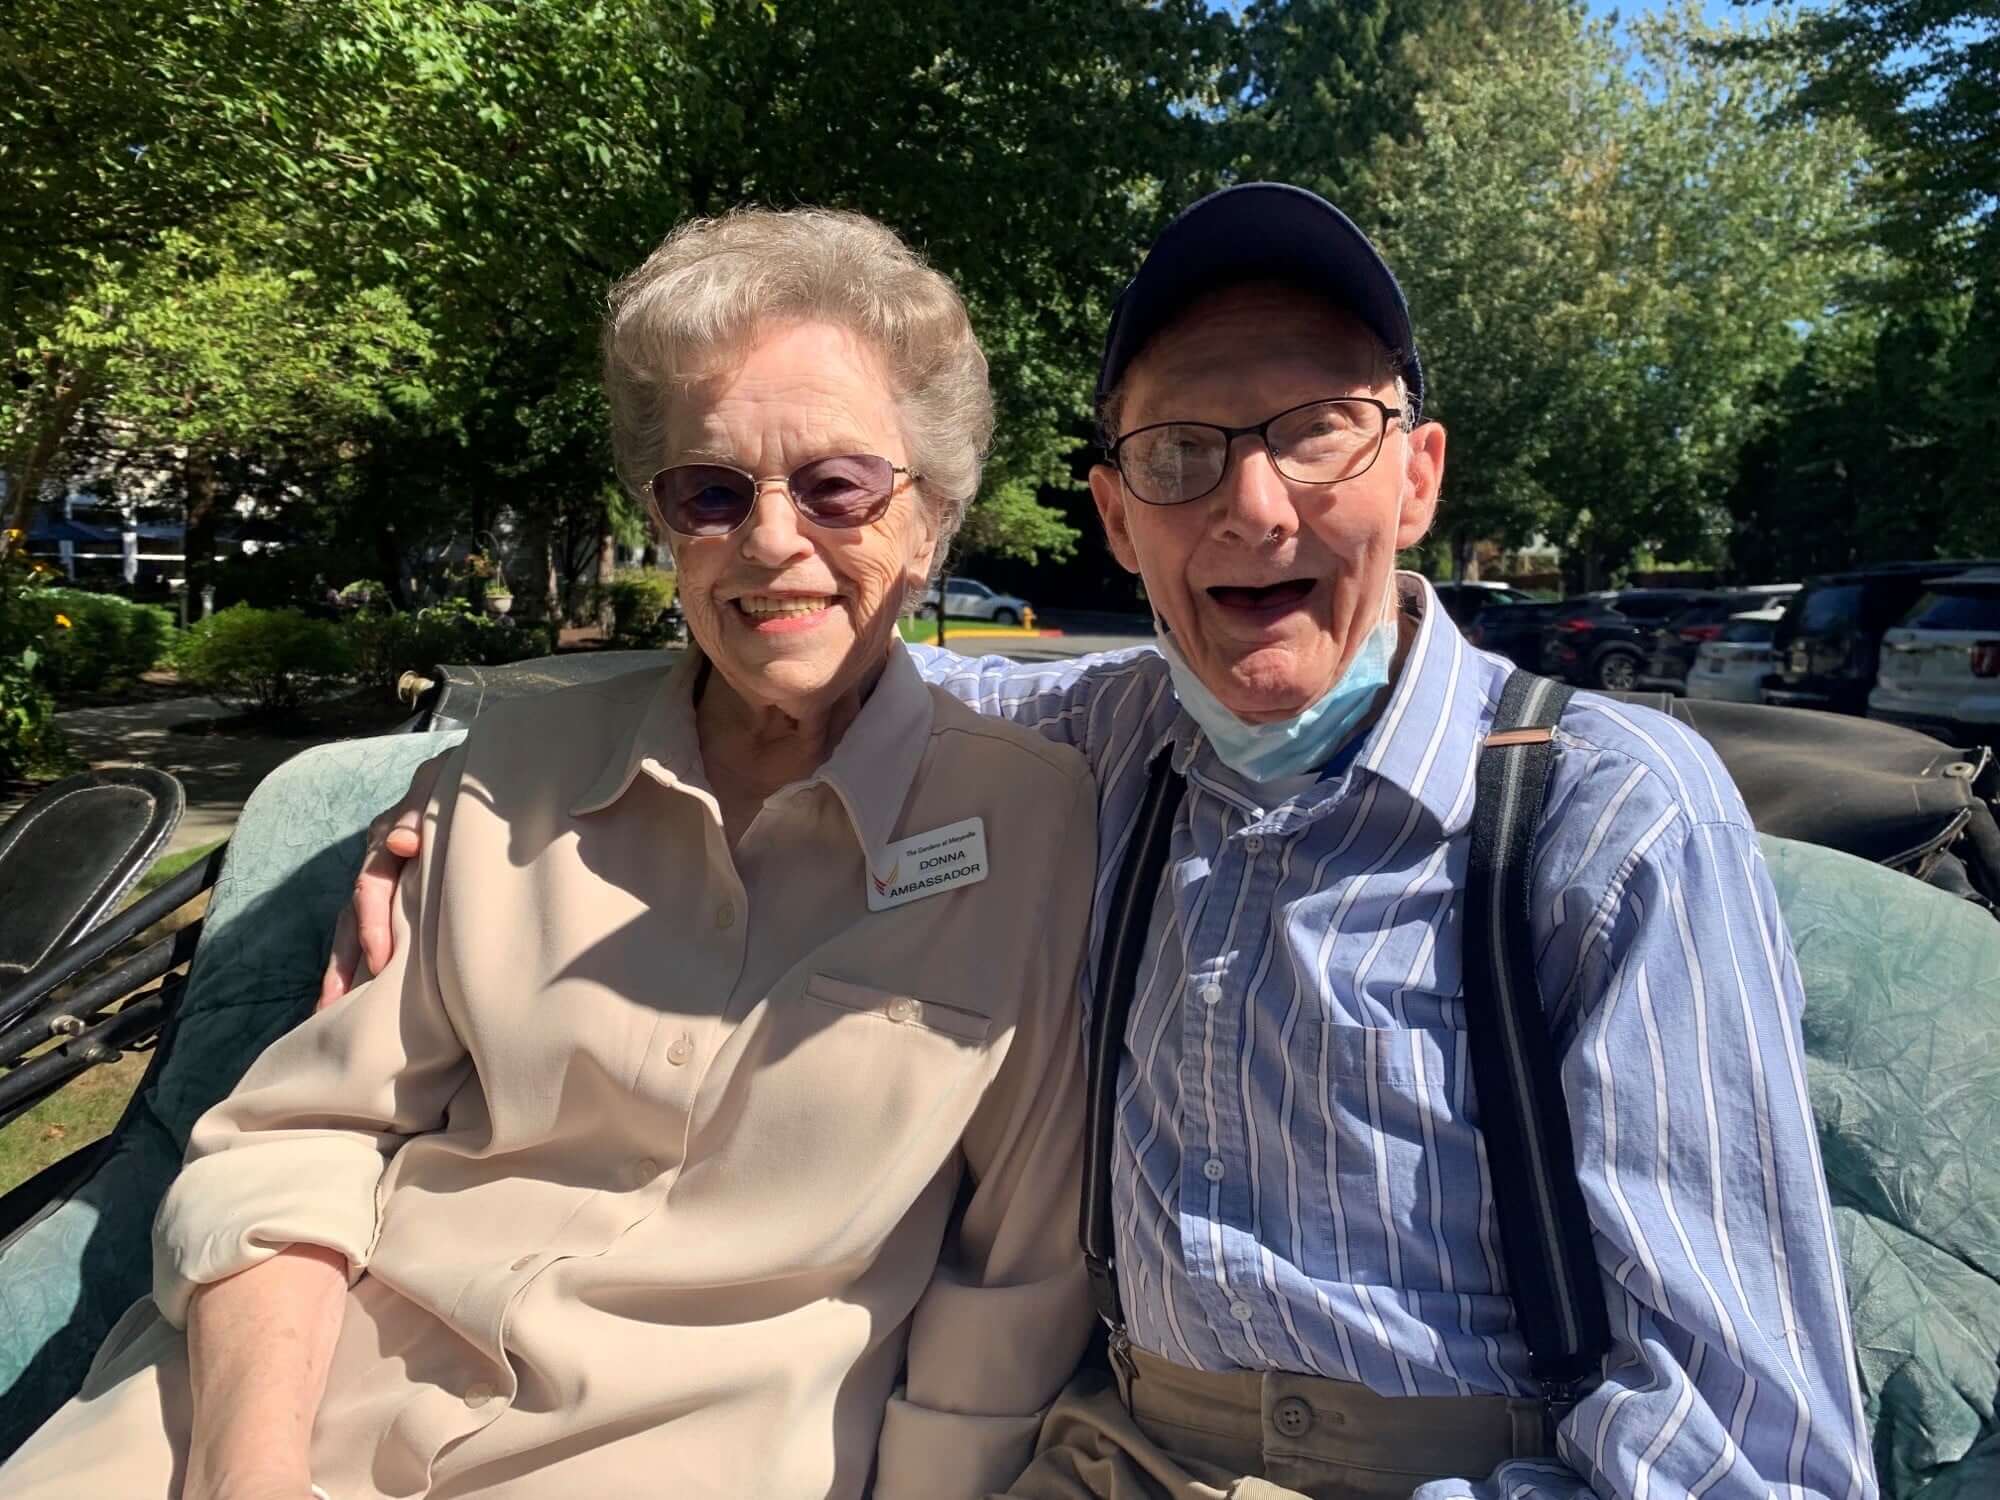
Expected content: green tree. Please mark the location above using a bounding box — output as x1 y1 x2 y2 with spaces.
1719 0 1999 549
9 1 1262 605
1368 4 1870 587
77 225 433 603
1723 300 1974 580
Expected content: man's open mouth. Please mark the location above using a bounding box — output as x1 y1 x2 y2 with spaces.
1207 579 1316 612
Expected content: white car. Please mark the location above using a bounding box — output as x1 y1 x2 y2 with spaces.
921 576 1033 625
1867 567 2000 747
1685 605 1788 705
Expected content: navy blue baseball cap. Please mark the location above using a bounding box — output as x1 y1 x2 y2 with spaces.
1095 182 1424 435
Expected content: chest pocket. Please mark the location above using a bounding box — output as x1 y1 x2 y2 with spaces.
688 972 998 1274
1316 1021 1457 1096
805 972 992 1043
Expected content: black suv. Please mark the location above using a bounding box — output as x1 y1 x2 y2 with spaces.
1538 590 1710 691
1765 560 2000 716
1433 582 1540 627
1466 600 1562 669
1638 591 1790 693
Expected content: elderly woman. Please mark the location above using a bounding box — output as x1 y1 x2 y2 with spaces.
1 210 1097 1500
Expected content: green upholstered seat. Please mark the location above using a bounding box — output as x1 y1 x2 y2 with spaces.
0 731 463 1454
0 747 1995 1496
1764 838 2000 1500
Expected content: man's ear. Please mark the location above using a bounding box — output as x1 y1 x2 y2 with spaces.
1089 463 1142 575
1395 421 1446 551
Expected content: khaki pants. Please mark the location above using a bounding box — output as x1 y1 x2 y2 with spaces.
995 1348 1550 1500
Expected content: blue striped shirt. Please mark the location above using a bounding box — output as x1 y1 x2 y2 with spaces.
909 576 1874 1500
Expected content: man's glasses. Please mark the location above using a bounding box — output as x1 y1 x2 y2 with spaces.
1107 397 1404 507
649 454 919 537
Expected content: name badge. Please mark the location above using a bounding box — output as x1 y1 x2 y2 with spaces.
868 817 989 912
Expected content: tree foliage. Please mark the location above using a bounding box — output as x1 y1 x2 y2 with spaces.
3 0 1969 606
1716 0 1999 560
1366 4 1870 586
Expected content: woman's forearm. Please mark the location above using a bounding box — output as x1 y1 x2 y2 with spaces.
184 1243 348 1496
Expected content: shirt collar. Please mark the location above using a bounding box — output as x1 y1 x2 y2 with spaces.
1155 572 1486 833
569 639 935 861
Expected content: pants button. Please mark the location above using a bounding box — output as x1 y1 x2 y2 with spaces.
1272 1395 1313 1439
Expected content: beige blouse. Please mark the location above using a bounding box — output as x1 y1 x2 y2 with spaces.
143 642 1096 1498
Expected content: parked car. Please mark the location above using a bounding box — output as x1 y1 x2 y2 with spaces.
920 576 1033 625
1765 560 1999 717
1684 605 1789 705
1538 589 1713 691
1433 581 1540 627
1465 599 1563 670
1639 586 1799 693
1866 567 2000 747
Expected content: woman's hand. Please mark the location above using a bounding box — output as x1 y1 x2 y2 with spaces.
317 753 446 1009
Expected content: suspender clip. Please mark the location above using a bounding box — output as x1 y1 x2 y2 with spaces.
1085 1251 1121 1327
1538 1375 1587 1446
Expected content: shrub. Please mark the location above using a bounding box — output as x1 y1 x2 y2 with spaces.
336 579 392 615
170 605 355 717
34 588 175 696
0 645 64 780
601 568 679 646
0 543 72 778
345 599 553 697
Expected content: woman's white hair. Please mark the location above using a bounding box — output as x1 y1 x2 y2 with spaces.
603 207 993 574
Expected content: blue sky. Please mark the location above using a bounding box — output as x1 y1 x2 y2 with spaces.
1584 1 1786 24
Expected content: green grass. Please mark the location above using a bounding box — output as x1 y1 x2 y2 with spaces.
128 838 226 901
898 616 940 644
0 840 227 1194
0 1049 149 1195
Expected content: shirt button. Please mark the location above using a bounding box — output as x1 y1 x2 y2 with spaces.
886 997 921 1024
509 1254 535 1272
1272 1395 1313 1438
666 1035 693 1066
1244 835 1264 855
464 1382 496 1408
1229 1299 1254 1322
1202 1157 1225 1182
627 1157 659 1188
1197 983 1222 1007
714 905 736 930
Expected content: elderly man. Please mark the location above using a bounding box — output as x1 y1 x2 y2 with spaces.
331 184 1873 1500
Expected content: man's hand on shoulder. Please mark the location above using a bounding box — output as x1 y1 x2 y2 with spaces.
316 752 444 1009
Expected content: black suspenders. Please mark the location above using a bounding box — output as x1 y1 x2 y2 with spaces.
1082 750 1185 1338
1464 670 1611 1427
1079 671 1611 1433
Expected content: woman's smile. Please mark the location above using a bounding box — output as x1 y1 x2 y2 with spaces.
733 592 842 631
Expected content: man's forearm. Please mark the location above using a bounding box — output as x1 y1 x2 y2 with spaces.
184 1244 348 1496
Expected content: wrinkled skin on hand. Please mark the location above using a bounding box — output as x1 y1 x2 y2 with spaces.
316 751 444 1009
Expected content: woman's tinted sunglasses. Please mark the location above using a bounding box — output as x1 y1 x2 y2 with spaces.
649 454 918 538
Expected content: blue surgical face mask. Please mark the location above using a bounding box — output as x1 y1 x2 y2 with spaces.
1157 610 1399 782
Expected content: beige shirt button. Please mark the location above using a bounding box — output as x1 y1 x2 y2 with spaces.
627 1157 659 1188
714 905 736 930
667 1035 694 1066
886 997 920 1025
464 1381 496 1408
510 1254 536 1272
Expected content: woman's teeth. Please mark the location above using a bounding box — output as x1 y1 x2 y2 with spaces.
737 595 833 619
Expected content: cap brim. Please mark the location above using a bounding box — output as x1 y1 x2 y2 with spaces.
1097 183 1422 425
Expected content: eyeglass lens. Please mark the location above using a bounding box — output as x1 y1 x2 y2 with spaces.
1118 400 1389 505
651 454 898 536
